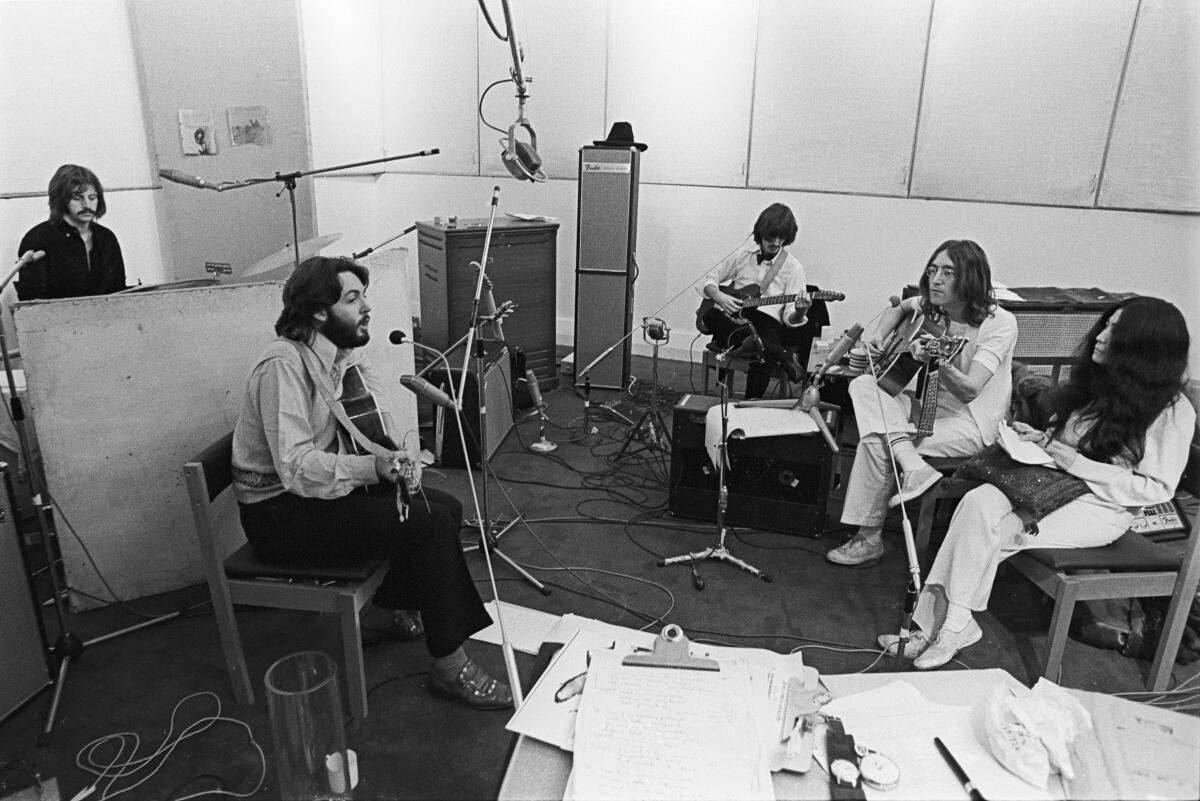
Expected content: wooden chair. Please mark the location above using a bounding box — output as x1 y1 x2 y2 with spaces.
915 442 1200 690
183 432 391 719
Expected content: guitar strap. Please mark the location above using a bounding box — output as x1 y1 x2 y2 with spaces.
910 360 941 438
292 341 414 517
757 249 786 298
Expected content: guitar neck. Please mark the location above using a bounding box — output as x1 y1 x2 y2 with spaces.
744 290 840 309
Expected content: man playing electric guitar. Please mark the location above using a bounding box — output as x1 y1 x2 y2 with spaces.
697 203 813 399
826 240 1018 568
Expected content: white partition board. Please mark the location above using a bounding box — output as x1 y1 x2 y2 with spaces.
911 0 1136 206
14 251 416 608
750 0 930 195
1099 0 1200 212
606 0 759 187
478 0 608 182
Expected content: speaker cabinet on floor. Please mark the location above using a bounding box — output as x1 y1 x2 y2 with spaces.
668 395 836 537
427 350 514 467
0 463 50 722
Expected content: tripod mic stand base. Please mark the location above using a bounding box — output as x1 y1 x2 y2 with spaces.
660 545 772 583
530 439 558 453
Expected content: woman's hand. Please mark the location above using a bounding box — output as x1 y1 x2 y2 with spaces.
1010 421 1051 445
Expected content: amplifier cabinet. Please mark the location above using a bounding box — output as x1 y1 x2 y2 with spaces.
416 218 559 388
668 395 836 537
0 463 50 722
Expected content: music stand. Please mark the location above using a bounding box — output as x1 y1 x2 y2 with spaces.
659 349 771 584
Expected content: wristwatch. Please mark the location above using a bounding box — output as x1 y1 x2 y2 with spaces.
825 717 867 800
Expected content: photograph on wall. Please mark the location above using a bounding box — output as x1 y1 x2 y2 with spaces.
179 109 217 156
227 105 271 147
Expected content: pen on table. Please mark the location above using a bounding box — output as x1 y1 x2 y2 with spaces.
933 737 986 801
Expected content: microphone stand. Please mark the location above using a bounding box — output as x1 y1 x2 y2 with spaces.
449 187 547 705
659 349 771 585
616 319 672 461
162 150 439 271
860 343 924 670
352 223 418 260
0 261 180 745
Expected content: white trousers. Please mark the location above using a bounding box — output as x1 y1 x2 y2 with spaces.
912 483 1133 633
841 375 983 527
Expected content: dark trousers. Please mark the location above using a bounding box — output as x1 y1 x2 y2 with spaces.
238 487 491 658
702 307 806 398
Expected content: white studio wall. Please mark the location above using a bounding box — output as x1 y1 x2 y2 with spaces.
0 0 167 288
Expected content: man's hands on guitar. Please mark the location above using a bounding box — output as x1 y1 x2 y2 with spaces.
908 334 940 363
711 288 744 317
792 292 812 319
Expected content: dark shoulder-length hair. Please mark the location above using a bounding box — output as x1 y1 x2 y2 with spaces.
1050 296 1189 464
274 256 369 342
48 164 106 220
752 203 798 248
918 239 995 328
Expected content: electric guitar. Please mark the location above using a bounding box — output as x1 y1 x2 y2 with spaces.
871 314 967 397
695 284 845 333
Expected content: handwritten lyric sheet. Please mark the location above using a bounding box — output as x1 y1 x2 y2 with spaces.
566 649 772 801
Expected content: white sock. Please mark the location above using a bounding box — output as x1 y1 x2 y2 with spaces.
888 437 927 474
943 602 973 632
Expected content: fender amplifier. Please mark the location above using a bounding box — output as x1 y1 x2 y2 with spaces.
668 395 837 537
426 348 514 467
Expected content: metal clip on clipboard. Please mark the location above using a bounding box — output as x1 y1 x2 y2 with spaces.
621 624 719 671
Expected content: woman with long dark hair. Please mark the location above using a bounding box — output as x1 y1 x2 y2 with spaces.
880 296 1195 669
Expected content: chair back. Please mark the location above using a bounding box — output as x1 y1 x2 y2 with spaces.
192 431 235 502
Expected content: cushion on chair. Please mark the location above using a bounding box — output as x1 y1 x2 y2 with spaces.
224 543 386 582
1021 530 1181 572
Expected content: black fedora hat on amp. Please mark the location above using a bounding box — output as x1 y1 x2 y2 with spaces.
593 121 648 151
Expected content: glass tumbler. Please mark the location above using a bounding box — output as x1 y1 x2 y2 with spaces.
264 651 354 800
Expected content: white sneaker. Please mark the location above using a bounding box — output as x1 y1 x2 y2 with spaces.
877 630 931 660
826 533 885 566
914 619 983 670
887 464 943 508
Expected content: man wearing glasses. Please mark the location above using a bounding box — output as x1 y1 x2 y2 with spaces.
826 240 1017 567
16 164 127 300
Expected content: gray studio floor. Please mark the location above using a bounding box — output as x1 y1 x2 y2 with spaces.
1 355 1196 800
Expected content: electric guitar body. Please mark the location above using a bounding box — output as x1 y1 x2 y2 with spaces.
695 284 845 333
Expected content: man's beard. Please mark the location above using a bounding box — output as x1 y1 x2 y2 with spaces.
323 312 369 348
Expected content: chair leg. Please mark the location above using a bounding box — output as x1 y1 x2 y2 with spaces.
211 588 254 706
1042 581 1080 683
339 593 369 719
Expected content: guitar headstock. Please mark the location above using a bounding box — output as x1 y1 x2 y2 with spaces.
927 335 967 361
468 260 494 289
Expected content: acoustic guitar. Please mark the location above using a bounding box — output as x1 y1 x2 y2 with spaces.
871 312 967 396
695 284 845 333
340 364 411 505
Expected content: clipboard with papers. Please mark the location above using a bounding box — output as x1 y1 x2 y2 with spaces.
507 623 826 801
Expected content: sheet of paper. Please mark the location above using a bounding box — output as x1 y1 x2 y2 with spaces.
818 681 1051 801
568 649 773 801
505 630 638 751
997 423 1055 465
704 404 818 467
1085 690 1200 800
472 600 561 655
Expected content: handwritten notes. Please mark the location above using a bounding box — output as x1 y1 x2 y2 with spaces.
567 650 772 800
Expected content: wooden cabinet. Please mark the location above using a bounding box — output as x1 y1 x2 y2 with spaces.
416 217 558 387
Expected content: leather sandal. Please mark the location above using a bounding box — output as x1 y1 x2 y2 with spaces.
363 608 424 643
428 658 513 710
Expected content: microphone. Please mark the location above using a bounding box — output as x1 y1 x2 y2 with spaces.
400 375 456 409
524 369 545 409
482 285 506 342
815 323 865 382
389 330 407 345
159 168 211 189
14 250 46 268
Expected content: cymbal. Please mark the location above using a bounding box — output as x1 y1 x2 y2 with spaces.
242 233 342 278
